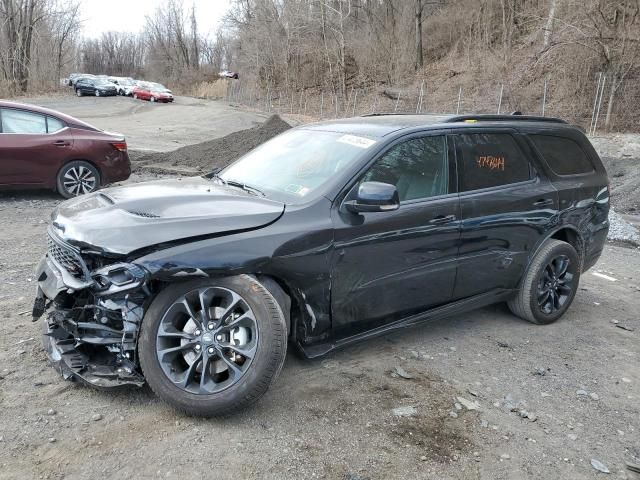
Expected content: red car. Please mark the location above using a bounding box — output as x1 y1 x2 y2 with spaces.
132 82 174 103
0 101 130 198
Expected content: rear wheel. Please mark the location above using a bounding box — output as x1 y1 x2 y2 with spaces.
139 275 287 417
56 161 100 198
508 239 580 325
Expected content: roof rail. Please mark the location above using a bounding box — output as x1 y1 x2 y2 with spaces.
444 114 567 124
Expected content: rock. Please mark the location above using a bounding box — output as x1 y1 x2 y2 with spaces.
47 409 56 416
568 434 578 441
533 367 547 376
449 411 458 418
91 414 103 422
621 377 631 383
420 455 427 461
456 396 480 411
576 389 589 396
454 402 462 410
48 437 56 443
393 366 414 380
392 406 417 417
467 389 479 397
409 350 420 359
481 420 489 428
541 392 552 398
500 454 511 460
527 413 538 422
590 459 610 474
590 392 600 401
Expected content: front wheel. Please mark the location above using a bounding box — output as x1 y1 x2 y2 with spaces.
508 239 580 325
139 275 287 417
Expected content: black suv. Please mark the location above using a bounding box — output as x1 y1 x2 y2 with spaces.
33 114 609 416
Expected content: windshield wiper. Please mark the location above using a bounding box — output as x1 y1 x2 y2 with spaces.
225 179 266 197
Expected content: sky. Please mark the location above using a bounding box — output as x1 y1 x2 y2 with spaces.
80 0 231 38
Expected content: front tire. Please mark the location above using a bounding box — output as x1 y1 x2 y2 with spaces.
508 239 580 325
56 161 100 198
139 275 287 417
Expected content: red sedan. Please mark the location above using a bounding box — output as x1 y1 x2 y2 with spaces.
0 101 130 198
132 82 174 103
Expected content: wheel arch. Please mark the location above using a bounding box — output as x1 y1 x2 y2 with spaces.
529 226 585 273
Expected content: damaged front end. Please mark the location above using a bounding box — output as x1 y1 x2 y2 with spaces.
33 227 150 388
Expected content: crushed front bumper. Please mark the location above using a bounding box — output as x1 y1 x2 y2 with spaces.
34 253 147 389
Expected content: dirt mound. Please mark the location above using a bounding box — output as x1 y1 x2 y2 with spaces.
601 156 640 214
134 114 291 173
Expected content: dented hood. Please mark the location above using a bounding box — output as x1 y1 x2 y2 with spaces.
51 177 285 255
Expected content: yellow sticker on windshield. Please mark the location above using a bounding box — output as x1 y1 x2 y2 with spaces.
337 134 377 149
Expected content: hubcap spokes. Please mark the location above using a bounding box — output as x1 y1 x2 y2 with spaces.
63 166 96 195
156 287 258 394
537 255 573 315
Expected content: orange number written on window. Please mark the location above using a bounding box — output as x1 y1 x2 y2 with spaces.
476 156 505 171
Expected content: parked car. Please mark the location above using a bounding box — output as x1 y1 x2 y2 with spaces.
108 77 136 96
0 100 130 198
75 78 118 97
33 113 609 416
69 73 94 87
219 70 239 79
132 82 174 102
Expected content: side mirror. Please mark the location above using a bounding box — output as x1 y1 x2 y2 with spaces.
344 181 400 213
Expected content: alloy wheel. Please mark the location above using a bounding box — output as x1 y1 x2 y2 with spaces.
63 165 97 196
537 255 574 315
156 287 258 394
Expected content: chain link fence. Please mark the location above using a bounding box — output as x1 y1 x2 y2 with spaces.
221 74 640 134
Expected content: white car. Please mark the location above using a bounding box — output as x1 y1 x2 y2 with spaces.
108 77 136 96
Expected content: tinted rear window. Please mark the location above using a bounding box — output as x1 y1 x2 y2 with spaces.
530 134 594 175
457 133 531 191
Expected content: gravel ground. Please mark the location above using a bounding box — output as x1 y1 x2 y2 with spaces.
0 97 639 479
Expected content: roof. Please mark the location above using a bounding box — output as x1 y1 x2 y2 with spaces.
0 100 100 131
301 113 572 138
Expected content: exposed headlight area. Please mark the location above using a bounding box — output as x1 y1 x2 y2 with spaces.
36 237 151 387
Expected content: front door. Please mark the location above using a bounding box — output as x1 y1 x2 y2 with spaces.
331 133 460 338
0 108 72 185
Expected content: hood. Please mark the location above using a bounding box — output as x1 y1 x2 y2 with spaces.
51 177 285 255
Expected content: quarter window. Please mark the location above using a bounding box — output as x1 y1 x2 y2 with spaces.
530 134 594 175
1 109 47 134
47 116 66 133
361 135 449 202
457 133 531 191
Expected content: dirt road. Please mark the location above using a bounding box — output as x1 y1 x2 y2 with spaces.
0 96 639 479
14 94 269 152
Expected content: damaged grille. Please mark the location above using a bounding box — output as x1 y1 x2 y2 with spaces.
47 233 90 281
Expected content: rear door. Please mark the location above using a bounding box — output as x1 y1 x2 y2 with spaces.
0 109 73 186
452 129 558 299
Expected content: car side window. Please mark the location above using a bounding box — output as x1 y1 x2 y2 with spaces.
47 116 66 133
1 109 47 134
457 133 531 191
530 134 594 175
361 135 448 202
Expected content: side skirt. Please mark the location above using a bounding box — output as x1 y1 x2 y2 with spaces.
297 288 516 358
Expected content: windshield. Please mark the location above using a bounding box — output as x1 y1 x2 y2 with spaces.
219 129 376 202
150 83 167 90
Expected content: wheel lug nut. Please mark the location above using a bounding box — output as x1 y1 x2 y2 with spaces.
207 347 215 354
216 334 223 341
194 329 201 336
195 344 201 351
208 323 215 330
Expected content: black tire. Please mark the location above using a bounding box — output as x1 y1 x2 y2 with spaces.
139 275 287 417
508 239 580 325
56 160 101 199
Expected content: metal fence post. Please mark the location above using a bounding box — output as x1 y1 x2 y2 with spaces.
352 90 358 116
541 78 548 116
592 75 607 135
497 84 504 114
320 92 324 118
394 91 401 112
456 86 462 114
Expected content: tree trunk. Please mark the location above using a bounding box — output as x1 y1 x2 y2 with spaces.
542 0 557 51
415 0 423 70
